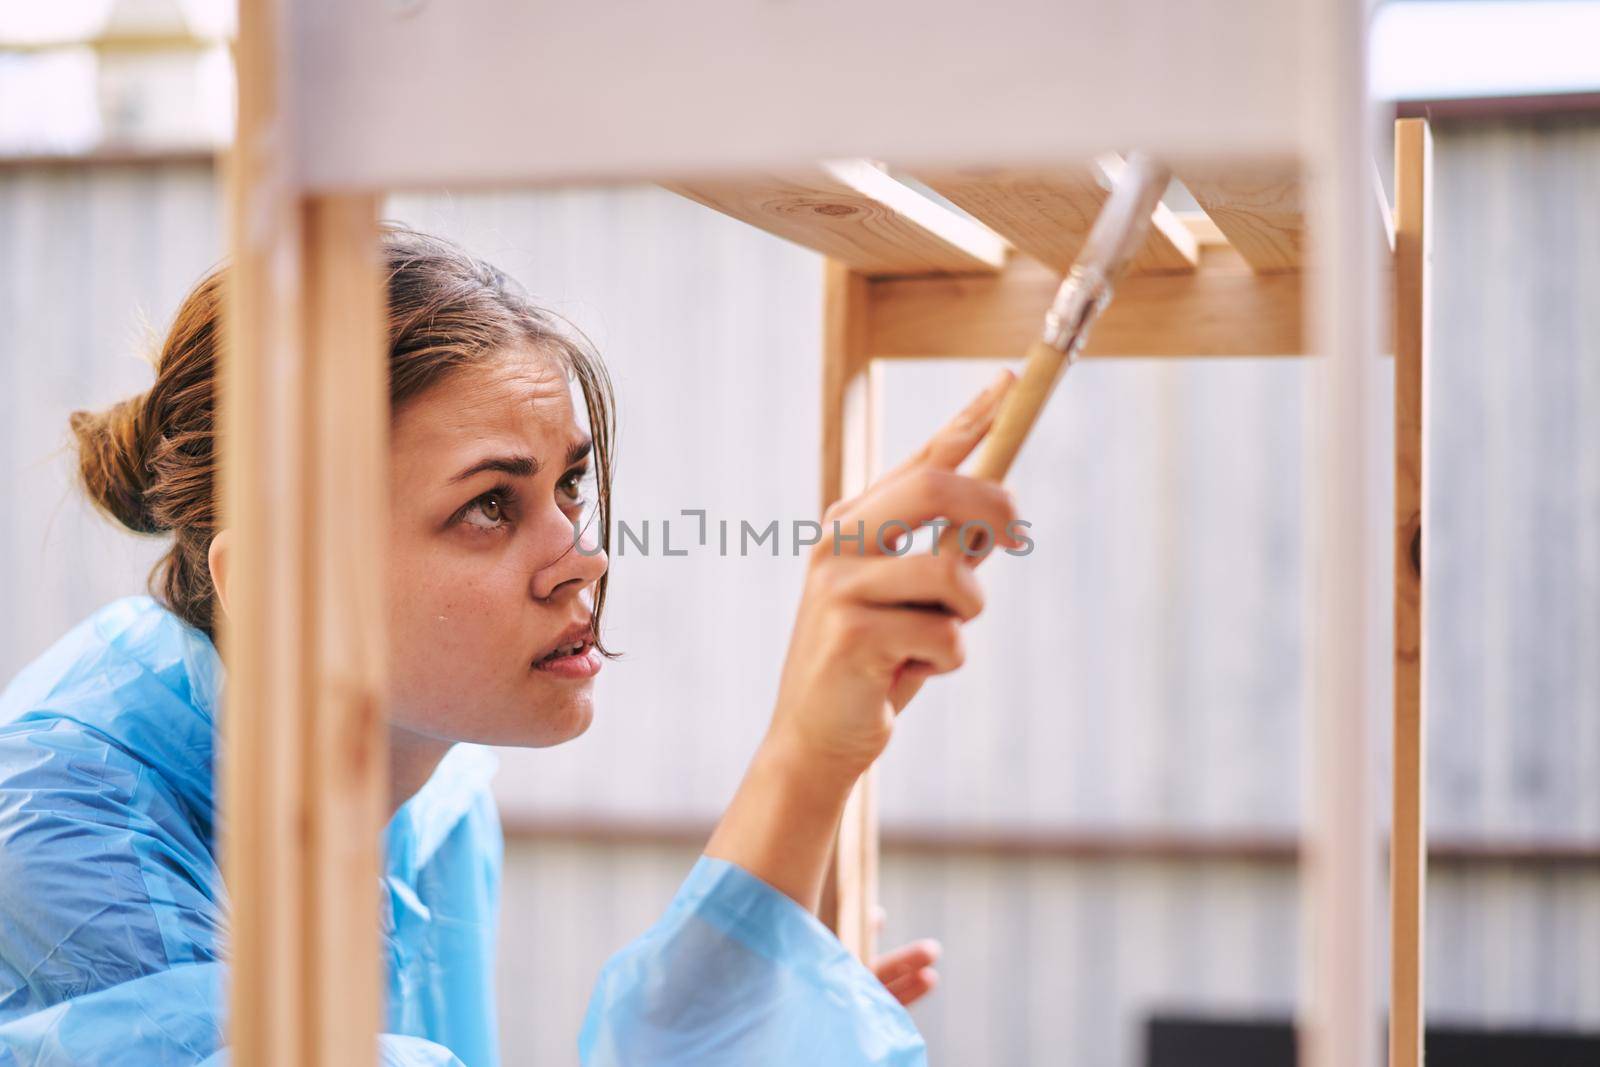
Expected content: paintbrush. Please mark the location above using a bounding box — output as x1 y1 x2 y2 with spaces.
934 153 1173 561
972 153 1172 483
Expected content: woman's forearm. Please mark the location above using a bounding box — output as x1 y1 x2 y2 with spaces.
703 734 858 913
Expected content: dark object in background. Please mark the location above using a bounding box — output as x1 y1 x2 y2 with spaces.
1146 1014 1600 1066
1146 1016 1294 1066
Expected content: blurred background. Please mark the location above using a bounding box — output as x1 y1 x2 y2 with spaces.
2 2 1598 1064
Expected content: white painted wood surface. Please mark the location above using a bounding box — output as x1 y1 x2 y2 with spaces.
289 0 1304 191
3 115 1599 1064
1297 0 1381 1063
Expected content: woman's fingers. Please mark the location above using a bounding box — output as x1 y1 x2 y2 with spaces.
872 938 943 1006
822 370 1013 534
888 660 936 712
885 967 940 1005
767 374 1023 785
872 938 942 981
866 606 965 675
879 369 1015 482
826 467 1020 558
836 553 986 621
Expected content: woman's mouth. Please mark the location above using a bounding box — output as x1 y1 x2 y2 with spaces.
532 640 602 679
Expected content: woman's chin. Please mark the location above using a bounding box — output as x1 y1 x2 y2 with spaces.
512 690 594 748
402 681 594 748
548 700 594 746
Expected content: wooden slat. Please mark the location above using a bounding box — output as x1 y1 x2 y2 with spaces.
666 161 1007 277
223 2 304 1061
1389 116 1432 1067
917 160 1198 274
303 195 389 1067
1180 165 1304 272
225 2 387 1064
820 261 872 508
866 243 1305 360
817 260 879 959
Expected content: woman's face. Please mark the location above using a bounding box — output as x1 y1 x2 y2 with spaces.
387 346 608 750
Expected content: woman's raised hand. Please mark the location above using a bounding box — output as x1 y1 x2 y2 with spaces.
706 370 1020 913
764 369 1021 786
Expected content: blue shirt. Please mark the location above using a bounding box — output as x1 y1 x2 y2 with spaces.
0 597 924 1065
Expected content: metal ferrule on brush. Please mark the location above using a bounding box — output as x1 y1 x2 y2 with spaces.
1042 263 1114 363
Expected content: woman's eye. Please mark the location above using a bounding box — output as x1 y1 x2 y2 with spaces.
462 492 511 530
558 468 588 504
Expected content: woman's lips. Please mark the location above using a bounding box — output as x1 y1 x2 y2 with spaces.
532 643 602 679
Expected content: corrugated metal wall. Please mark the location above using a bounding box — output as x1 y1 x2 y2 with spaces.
2 114 1597 1066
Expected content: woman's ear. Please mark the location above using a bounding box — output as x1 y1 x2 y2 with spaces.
208 529 234 620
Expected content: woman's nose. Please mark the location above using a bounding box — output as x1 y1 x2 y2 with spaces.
529 511 608 602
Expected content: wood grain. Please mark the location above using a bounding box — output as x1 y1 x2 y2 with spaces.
866 244 1306 360
303 195 389 1067
222 2 307 1060
667 162 1007 277
818 260 879 959
1389 116 1432 1067
919 163 1198 274
225 3 387 1063
1181 165 1303 272
969 338 1070 481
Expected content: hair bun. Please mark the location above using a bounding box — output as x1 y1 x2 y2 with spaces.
70 394 163 535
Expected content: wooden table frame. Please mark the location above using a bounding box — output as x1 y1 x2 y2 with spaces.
223 2 1414 1064
816 123 1431 1067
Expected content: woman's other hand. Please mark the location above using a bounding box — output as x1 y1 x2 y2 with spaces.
870 904 942 1006
873 940 942 1006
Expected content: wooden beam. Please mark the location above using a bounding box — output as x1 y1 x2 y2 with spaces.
818 260 879 960
225 2 387 1064
293 0 1306 191
820 262 872 508
1180 165 1304 272
1389 116 1432 1067
665 161 1007 277
866 244 1305 360
302 195 389 1066
916 160 1198 275
223 3 301 1061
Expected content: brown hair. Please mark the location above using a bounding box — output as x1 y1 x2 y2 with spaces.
69 226 616 649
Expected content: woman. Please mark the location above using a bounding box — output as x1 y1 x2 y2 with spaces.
0 229 1020 1065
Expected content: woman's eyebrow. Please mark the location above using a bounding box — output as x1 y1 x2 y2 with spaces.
448 438 589 484
449 454 539 483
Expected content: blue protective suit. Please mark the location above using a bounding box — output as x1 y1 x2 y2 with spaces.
0 597 925 1065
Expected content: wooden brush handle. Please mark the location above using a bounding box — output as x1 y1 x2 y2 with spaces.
933 338 1068 560
971 338 1071 483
